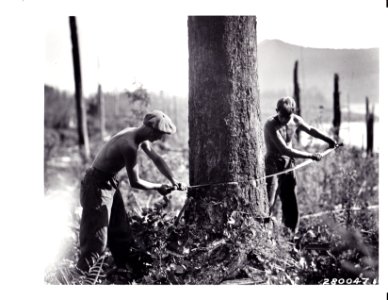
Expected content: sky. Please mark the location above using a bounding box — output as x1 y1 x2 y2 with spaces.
45 0 385 98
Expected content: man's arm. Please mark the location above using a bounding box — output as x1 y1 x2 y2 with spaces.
127 164 162 190
140 141 180 186
295 115 337 147
124 147 172 195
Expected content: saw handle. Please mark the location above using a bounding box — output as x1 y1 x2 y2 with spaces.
172 182 187 191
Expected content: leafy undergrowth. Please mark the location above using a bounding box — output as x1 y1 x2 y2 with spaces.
44 145 378 285
45 203 299 285
295 145 378 284
296 212 378 284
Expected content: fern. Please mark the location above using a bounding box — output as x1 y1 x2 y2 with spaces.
82 254 108 285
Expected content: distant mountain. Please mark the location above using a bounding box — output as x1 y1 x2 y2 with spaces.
257 39 379 122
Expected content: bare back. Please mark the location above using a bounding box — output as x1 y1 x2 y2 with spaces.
92 128 138 175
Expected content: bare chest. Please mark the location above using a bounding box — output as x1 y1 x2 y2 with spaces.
277 123 297 143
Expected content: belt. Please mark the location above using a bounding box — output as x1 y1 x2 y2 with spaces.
88 167 119 188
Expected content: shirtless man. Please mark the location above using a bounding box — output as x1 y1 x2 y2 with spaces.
77 110 184 271
264 97 337 233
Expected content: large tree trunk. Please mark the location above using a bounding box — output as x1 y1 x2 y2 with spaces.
69 16 90 160
183 16 267 240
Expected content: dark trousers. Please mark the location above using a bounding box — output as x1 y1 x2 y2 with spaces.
265 155 299 232
77 168 131 271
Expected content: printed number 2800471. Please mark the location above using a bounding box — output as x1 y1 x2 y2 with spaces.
322 278 378 285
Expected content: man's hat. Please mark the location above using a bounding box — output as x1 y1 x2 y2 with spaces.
143 110 176 134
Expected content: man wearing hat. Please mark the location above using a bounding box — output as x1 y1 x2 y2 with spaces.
264 97 337 233
77 110 184 272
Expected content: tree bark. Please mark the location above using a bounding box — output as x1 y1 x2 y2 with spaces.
184 16 268 239
69 16 90 160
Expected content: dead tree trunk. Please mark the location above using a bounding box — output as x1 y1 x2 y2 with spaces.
365 97 374 156
114 94 119 116
293 60 301 143
97 84 106 140
332 73 341 141
69 16 90 160
183 16 267 240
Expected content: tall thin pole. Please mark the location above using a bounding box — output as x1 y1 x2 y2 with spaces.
293 60 301 143
332 73 341 141
366 97 374 156
98 84 106 140
69 16 90 160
